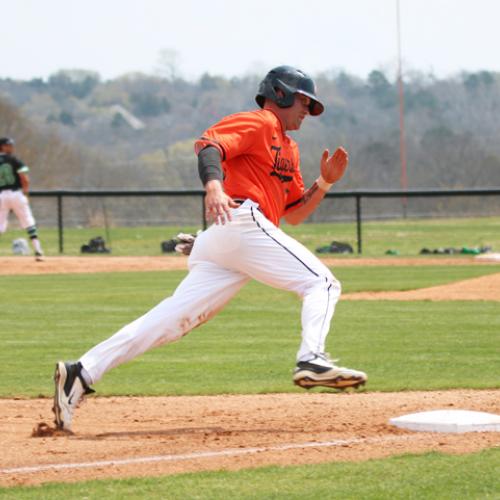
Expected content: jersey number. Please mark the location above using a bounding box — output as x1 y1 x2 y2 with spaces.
0 163 15 188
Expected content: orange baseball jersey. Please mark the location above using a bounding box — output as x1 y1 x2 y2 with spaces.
194 109 305 226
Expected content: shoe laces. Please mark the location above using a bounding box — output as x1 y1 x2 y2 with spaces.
316 352 339 365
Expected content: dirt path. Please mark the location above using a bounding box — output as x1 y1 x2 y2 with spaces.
0 256 190 275
1 390 498 487
1 255 498 276
343 272 500 302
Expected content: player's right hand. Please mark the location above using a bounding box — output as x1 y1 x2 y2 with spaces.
204 180 239 225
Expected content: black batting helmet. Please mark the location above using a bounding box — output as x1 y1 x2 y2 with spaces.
0 137 14 147
255 66 324 116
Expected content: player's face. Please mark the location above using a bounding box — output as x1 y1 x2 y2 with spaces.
283 93 311 131
1 144 13 154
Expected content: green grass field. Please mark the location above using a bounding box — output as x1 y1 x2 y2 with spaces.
1 216 499 256
1 265 499 397
1 449 498 499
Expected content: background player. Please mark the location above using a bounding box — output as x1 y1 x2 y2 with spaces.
0 137 44 261
54 65 367 432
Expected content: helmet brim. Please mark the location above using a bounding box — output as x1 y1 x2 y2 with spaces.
296 90 324 116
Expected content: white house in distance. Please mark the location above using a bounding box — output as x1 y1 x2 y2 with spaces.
109 104 145 130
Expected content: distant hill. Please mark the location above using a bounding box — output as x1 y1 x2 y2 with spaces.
1 68 499 191
0 96 95 188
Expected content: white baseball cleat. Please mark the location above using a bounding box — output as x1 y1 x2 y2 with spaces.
293 353 367 390
53 361 94 432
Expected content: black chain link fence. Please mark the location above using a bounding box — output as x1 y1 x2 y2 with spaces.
27 188 500 254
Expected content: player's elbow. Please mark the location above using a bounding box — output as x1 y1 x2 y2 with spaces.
283 213 302 225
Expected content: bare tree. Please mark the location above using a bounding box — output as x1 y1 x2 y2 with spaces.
154 48 181 81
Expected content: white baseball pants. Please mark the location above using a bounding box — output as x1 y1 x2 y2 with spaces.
80 199 341 384
0 190 35 232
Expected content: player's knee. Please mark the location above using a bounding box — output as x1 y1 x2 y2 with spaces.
303 267 340 299
320 266 341 297
26 225 38 239
328 274 342 299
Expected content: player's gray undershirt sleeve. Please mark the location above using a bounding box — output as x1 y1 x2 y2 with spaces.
197 146 223 185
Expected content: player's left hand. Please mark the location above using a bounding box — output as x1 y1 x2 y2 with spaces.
320 147 349 184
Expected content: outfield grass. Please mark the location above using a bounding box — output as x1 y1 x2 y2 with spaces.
285 216 500 257
1 448 498 499
1 216 499 256
1 266 499 397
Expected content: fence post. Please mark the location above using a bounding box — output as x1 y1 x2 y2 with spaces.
356 195 362 254
57 194 64 254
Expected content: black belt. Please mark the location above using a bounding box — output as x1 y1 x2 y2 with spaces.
233 198 263 213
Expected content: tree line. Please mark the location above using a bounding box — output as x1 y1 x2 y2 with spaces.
1 67 499 195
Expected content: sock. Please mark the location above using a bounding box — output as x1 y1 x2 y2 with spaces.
27 226 43 254
31 238 43 255
79 366 93 386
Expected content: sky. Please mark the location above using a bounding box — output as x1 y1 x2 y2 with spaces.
4 0 500 82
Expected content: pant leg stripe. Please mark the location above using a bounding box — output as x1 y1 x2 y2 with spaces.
317 283 332 351
250 207 319 277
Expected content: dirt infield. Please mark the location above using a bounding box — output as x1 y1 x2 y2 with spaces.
1 254 499 276
344 272 500 302
1 390 499 487
0 256 191 275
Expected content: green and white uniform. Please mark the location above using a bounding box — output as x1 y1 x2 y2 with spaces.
0 153 36 232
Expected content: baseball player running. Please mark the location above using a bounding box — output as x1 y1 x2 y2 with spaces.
53 66 367 432
0 137 44 261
